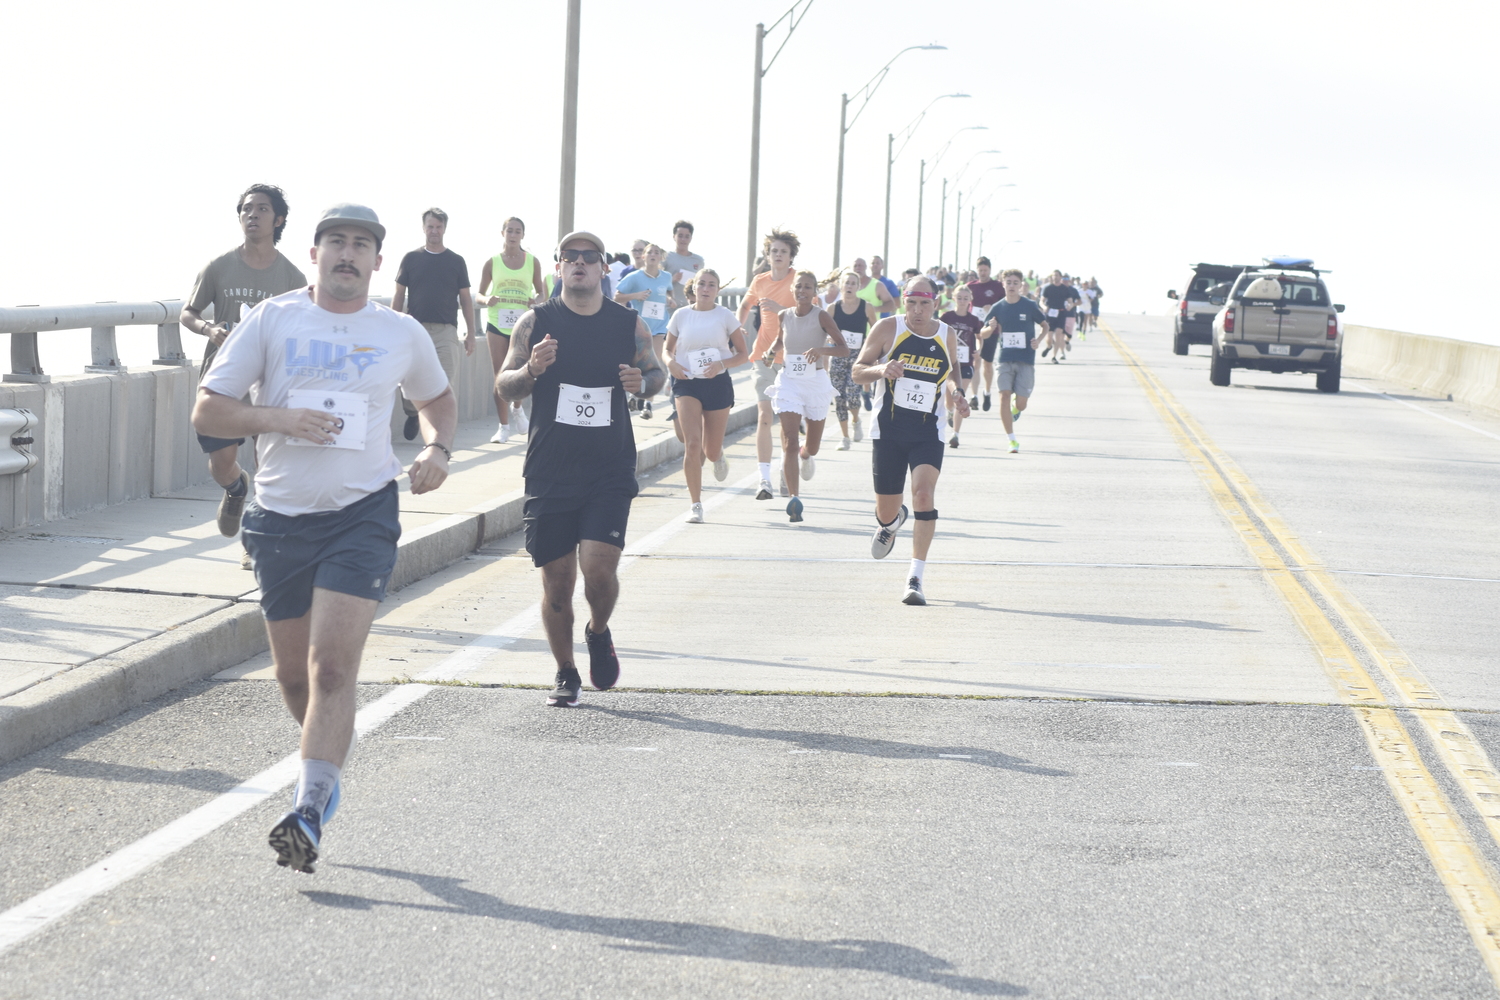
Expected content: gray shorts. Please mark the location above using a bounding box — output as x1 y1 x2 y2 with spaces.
753 360 781 402
997 361 1035 397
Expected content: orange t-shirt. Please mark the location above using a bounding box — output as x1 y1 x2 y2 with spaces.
746 270 797 363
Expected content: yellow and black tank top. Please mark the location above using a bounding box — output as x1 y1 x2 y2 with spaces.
869 317 951 442
486 251 535 334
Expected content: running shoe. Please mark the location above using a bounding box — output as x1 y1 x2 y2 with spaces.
217 471 250 537
489 422 508 444
969 395 979 409
1051 356 1059 365
686 502 704 523
713 456 729 482
1009 438 1020 454
547 666 583 706
1041 346 1051 358
983 394 992 411
1011 405 1021 421
240 548 254 571
779 470 789 497
642 400 653 419
902 577 927 606
853 423 864 443
800 452 816 481
268 805 322 874
584 624 620 691
755 479 773 501
948 434 959 449
292 777 341 825
837 436 851 451
511 406 529 435
862 391 872 411
870 504 909 560
403 414 420 441
786 497 804 523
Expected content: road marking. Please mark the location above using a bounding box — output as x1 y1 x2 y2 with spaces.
0 474 759 957
1106 323 1500 984
1349 387 1500 443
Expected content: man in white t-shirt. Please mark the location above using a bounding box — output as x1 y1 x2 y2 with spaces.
192 203 456 875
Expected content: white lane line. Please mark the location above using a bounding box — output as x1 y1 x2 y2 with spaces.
0 472 759 957
938 754 973 759
1351 388 1500 443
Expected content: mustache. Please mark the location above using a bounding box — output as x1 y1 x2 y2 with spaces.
332 264 362 276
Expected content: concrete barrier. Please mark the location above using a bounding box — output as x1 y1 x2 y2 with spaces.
1344 325 1500 414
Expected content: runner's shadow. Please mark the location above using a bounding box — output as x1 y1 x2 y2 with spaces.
580 707 1071 777
940 601 1257 632
307 866 1026 996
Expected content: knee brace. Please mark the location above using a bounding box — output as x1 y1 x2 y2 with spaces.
914 509 938 521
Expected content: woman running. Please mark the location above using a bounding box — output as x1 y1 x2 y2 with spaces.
614 241 676 418
939 283 982 448
765 270 849 522
477 216 546 442
665 269 748 524
828 269 876 450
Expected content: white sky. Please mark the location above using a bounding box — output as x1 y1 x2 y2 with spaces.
5 0 1499 370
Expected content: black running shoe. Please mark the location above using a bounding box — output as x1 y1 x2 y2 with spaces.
547 666 582 706
585 624 620 691
403 414 420 441
982 394 992 412
269 805 322 873
1041 346 1050 358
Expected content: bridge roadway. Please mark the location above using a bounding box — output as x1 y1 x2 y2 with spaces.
1 315 1498 998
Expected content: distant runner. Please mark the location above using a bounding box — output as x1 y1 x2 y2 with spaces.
982 269 1045 454
477 216 545 443
738 229 801 500
828 269 876 449
939 284 982 448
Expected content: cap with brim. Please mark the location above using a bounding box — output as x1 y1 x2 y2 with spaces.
557 230 607 256
315 203 386 244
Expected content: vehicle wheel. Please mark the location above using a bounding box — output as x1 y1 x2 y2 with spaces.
1172 332 1189 355
1316 357 1341 393
1209 346 1231 386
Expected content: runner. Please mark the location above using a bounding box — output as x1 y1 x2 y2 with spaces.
870 255 901 318
1039 270 1073 362
614 241 676 419
737 229 801 501
496 231 664 708
664 220 704 315
966 257 1005 410
764 270 848 522
939 284 982 447
391 208 476 439
180 184 308 567
850 256 896 316
476 216 546 443
828 269 876 449
853 275 970 605
665 268 748 523
981 268 1045 454
193 203 456 873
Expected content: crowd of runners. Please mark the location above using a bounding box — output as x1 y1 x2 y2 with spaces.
183 182 1101 873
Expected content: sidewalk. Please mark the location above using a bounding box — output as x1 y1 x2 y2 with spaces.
0 375 758 763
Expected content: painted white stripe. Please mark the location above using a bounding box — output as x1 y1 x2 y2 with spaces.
1352 388 1500 443
0 472 758 956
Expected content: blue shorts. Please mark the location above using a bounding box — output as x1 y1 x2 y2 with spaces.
242 480 401 621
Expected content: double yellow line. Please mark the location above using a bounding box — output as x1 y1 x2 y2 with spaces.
1103 323 1500 981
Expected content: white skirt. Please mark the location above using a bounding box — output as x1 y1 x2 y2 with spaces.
766 367 834 420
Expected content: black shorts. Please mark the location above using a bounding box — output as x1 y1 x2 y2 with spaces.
524 489 635 567
979 336 999 362
872 436 945 496
486 324 509 338
959 363 974 381
242 480 401 621
197 432 244 454
671 372 734 410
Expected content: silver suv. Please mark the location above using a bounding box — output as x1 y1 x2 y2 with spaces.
1209 260 1346 392
1168 263 1248 355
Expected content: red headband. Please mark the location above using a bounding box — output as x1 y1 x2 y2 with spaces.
904 290 935 299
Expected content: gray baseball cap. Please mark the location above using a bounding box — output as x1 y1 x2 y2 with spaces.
314 203 386 244
556 230 607 256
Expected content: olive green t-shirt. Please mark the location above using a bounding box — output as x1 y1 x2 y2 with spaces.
188 247 307 371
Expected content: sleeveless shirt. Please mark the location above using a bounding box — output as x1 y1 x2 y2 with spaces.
776 306 833 370
870 317 952 442
486 251 534 333
523 297 640 496
832 299 869 353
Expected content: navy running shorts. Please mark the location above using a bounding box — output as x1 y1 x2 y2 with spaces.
524 488 635 567
872 436 945 496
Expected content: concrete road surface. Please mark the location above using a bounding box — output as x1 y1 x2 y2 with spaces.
2 314 1497 999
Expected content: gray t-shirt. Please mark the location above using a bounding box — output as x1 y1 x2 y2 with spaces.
663 250 705 309
188 247 308 370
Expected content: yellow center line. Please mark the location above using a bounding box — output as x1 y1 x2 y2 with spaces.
1103 321 1500 982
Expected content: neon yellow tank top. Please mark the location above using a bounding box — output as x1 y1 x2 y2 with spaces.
486 251 534 333
855 277 883 313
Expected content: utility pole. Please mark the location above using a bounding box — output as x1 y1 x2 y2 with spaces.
968 205 975 265
915 160 925 271
938 178 946 271
833 93 848 269
953 190 962 270
883 133 894 265
747 22 765 281
557 0 581 240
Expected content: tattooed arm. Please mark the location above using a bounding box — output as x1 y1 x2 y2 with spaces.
617 316 667 397
495 311 549 402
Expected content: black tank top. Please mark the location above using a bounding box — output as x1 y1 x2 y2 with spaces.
523 297 640 496
832 299 868 334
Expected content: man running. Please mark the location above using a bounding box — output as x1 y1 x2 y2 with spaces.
738 229 801 499
180 184 307 560
1039 270 1073 362
391 208 475 438
192 203 457 873
496 231 665 707
664 220 704 314
853 276 970 606
966 257 1005 409
981 269 1045 454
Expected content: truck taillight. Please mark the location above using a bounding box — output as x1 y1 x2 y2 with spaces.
1224 308 1235 334
1180 299 1188 314
1326 315 1338 340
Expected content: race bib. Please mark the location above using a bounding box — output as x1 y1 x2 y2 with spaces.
957 342 971 363
641 299 666 321
495 308 523 330
285 389 368 451
1046 308 1059 317
556 383 612 427
783 353 815 378
676 268 697 285
1002 330 1026 349
842 331 863 351
893 376 935 413
684 347 718 378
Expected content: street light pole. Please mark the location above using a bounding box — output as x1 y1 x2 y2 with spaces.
919 125 985 272
916 160 925 270
938 178 946 270
747 2 816 280
953 189 962 268
881 92 967 266
557 0 581 240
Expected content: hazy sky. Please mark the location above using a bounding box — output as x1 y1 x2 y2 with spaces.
5 0 1498 370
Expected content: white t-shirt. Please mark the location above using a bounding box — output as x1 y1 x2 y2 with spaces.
666 304 740 375
201 287 450 516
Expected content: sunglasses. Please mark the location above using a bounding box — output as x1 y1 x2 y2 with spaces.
557 249 605 264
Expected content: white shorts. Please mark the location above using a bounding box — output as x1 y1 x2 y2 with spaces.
766 367 833 421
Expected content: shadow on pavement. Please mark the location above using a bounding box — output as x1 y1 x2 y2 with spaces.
941 602 1257 633
309 865 1027 996
29 756 241 792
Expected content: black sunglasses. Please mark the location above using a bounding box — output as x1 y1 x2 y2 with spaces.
557 249 605 264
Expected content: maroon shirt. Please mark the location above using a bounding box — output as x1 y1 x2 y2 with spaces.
940 310 982 363
966 279 1005 312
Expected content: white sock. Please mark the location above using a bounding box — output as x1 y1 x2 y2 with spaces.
1009 433 1018 442
908 558 926 582
295 759 341 816
758 462 771 482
